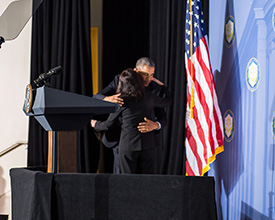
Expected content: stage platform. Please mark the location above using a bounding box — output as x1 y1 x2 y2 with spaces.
10 168 217 220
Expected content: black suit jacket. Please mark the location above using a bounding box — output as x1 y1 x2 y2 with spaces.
93 74 168 148
94 88 171 151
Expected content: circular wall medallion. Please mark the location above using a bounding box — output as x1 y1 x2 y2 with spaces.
24 84 33 113
224 15 236 48
224 109 235 142
246 57 260 92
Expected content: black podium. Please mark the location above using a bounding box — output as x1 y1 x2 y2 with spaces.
24 86 117 173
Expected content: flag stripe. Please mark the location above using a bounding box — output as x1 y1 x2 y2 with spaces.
195 46 216 154
186 125 202 175
200 33 224 147
199 37 224 150
186 89 207 171
185 151 196 176
188 49 215 161
195 40 217 155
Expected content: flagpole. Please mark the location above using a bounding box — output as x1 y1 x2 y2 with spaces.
190 0 194 119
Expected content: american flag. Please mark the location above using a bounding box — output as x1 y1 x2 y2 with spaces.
185 0 224 176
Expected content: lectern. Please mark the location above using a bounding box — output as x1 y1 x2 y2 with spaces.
23 85 117 173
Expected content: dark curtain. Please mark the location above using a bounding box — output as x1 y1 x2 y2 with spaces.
28 0 99 172
102 0 150 88
101 0 150 172
149 0 209 175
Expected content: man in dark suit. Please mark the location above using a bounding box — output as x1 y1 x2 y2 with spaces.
92 68 171 174
93 57 167 173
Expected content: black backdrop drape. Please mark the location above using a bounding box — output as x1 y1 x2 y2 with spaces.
102 0 150 88
28 0 209 175
149 0 209 174
101 0 150 173
149 0 187 174
28 0 99 172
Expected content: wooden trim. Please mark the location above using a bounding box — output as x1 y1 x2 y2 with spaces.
47 131 53 173
47 130 77 173
91 27 99 95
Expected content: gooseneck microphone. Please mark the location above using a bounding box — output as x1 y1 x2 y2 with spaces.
34 66 62 87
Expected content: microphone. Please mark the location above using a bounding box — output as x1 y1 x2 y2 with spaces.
34 66 62 87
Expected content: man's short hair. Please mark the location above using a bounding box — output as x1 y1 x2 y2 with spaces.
136 57 155 69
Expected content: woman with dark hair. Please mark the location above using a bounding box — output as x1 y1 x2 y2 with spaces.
91 68 171 174
116 68 145 102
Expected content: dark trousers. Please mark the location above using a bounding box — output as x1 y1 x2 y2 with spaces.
119 148 156 174
112 146 120 174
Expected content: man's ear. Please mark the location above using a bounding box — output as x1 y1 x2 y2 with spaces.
133 68 137 72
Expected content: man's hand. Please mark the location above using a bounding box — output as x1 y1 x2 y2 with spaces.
91 119 97 128
137 117 159 133
103 93 124 106
151 77 164 86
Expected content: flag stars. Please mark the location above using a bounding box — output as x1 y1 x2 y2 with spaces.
185 0 207 58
